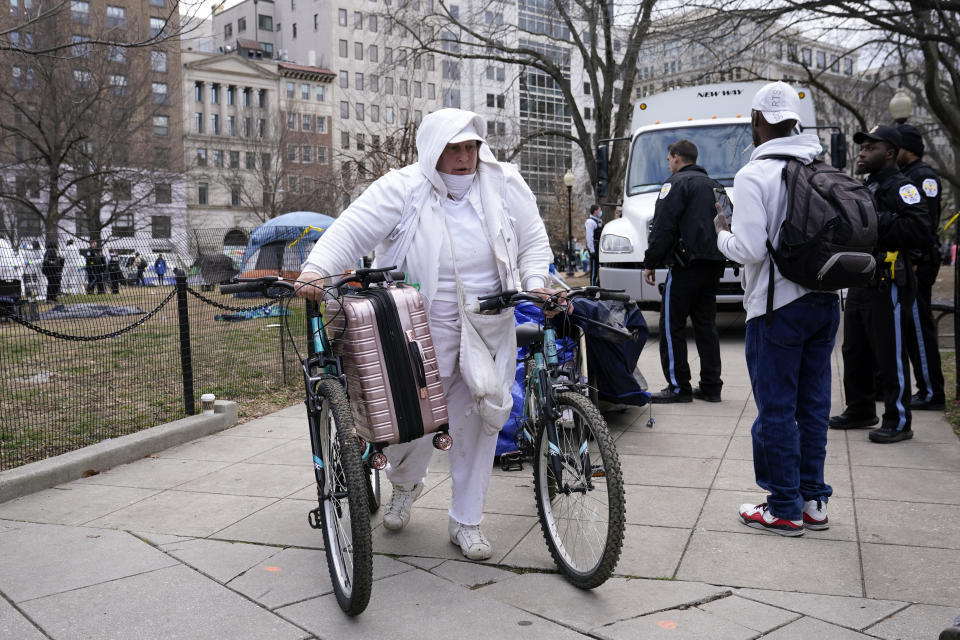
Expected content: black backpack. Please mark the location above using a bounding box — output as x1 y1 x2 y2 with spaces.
762 156 878 318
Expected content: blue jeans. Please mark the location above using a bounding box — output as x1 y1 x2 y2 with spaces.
745 292 840 521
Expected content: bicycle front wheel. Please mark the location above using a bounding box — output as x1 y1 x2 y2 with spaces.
533 390 625 589
313 379 372 615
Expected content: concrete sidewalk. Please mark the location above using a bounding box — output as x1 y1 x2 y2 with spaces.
1 329 959 639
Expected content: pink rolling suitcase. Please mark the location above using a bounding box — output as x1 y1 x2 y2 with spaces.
325 283 449 445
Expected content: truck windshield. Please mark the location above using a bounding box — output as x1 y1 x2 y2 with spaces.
626 123 754 195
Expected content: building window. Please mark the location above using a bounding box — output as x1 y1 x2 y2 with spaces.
288 175 299 193
292 23 297 38
229 150 239 168
258 14 272 30
317 115 327 133
356 133 365 150
384 77 394 94
340 101 349 119
413 81 421 98
231 183 241 206
71 0 89 22
194 112 203 133
355 72 364 91
151 50 167 72
261 153 271 169
354 10 362 28
317 146 328 163
301 113 312 131
428 83 435 100
198 182 208 205
210 83 219 104
246 152 256 169
370 105 379 122
238 16 246 32
226 85 235 105
301 145 312 162
301 83 310 100
210 113 220 134
258 118 266 137
152 82 167 104
369 74 379 92
242 116 251 137
109 74 127 95
113 212 134 238
385 106 394 124
339 39 348 57
287 112 297 130
338 8 347 26
242 87 251 106
442 88 460 108
155 183 172 204
194 81 203 102
341 131 350 148
286 81 295 98
152 215 171 239
154 147 170 166
72 35 91 58
369 15 377 31
227 115 236 136
213 149 223 167
844 58 853 75
315 85 325 101
816 50 826 69
369 44 378 62
150 16 164 37
196 148 207 166
339 70 348 88
153 115 170 137
74 69 92 90
106 5 125 27
355 41 363 60
314 13 318 30
356 102 364 120
224 23 232 39
258 89 267 108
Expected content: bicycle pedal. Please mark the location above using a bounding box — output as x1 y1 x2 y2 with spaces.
499 451 524 472
646 417 655 428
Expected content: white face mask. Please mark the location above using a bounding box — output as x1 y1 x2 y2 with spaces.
439 171 476 200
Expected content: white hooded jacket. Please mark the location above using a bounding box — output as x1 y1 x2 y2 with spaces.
716 132 829 321
301 109 552 307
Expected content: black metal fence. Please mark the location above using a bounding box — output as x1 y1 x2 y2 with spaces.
0 228 315 471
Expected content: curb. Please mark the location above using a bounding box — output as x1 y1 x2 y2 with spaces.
0 400 239 504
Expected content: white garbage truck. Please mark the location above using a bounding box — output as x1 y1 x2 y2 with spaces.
596 82 822 309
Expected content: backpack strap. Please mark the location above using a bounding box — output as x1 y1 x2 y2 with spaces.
765 239 776 326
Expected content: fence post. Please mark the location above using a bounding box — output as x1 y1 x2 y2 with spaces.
174 268 195 415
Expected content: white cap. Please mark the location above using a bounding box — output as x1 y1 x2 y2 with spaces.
751 81 801 125
447 122 484 145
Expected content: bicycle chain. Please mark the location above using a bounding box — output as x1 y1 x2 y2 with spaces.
0 288 178 342
185 286 278 312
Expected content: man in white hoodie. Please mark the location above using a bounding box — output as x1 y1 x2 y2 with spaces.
296 109 553 560
714 82 840 537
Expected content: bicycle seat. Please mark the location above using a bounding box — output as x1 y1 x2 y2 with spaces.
515 322 543 347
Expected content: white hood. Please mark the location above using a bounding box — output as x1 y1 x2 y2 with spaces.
750 132 822 164
415 108 499 199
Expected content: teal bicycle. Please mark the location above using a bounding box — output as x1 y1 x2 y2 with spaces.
476 286 627 589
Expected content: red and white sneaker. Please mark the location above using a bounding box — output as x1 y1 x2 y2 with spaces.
738 503 804 537
802 499 829 530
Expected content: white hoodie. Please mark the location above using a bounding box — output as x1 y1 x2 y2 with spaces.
716 132 828 321
301 109 551 308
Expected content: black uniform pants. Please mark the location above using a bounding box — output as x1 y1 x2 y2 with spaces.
658 261 724 394
905 260 944 402
842 284 913 431
589 251 600 286
45 274 62 302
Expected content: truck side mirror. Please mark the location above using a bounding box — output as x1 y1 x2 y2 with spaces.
830 132 847 170
596 145 609 199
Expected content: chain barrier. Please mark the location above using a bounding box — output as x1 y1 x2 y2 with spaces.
0 288 178 342
185 286 278 313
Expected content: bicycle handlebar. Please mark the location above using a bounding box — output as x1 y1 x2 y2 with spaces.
475 286 631 312
220 267 406 298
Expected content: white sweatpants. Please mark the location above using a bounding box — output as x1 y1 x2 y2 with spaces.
383 372 500 526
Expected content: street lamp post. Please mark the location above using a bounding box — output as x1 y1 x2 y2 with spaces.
563 169 575 277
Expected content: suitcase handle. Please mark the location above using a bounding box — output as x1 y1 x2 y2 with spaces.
406 336 428 393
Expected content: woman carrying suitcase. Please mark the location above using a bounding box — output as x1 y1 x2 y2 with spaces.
296 108 555 561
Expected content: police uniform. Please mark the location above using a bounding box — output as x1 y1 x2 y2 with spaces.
898 123 945 408
834 128 929 442
584 211 603 286
644 164 726 400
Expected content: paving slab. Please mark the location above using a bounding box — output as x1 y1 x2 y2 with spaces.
153 434 287 463
847 440 960 471
86 490 276 538
160 537 284 583
851 466 960 504
865 603 960 640
18 564 309 640
862 542 960 606
696 594 801 633
676 530 862 596
726 434 849 465
734 588 905 630
417 473 538 517
0 483 158 526
227 547 412 608
633 413 739 436
713 458 853 496
430 559 518 589
619 453 721 488
221 417 307 439
175 461 314 498
595 606 759 640
623 484 707 528
278 569 590 640
757 616 878 638
242 438 314 466
72 457 234 490
0 523 178 602
0 596 46 640
398 555 447 570
614 431 731 459
211 497 326 548
856 498 960 549
479 572 730 634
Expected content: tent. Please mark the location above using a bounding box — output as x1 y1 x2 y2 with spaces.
241 211 336 277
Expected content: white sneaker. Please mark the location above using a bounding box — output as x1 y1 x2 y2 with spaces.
448 518 492 561
382 483 423 531
802 498 829 530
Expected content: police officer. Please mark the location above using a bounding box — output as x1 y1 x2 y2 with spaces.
584 204 603 286
643 140 726 403
84 241 106 295
897 123 945 410
830 125 930 443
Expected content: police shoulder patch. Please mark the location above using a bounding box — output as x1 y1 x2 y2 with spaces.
659 183 672 199
922 178 939 197
899 184 921 205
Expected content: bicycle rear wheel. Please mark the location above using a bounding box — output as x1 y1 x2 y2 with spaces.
312 379 372 615
533 390 625 589
366 467 381 514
